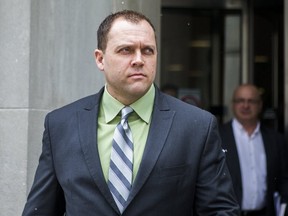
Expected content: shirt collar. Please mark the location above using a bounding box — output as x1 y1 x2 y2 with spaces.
232 118 261 135
101 84 155 124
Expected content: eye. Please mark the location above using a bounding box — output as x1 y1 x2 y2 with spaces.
233 98 245 104
118 47 132 54
142 47 154 55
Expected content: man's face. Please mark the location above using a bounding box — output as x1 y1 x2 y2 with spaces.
232 85 263 124
95 18 157 105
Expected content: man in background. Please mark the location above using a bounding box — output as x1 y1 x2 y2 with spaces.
219 84 288 216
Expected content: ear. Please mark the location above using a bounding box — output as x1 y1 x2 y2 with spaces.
94 49 104 71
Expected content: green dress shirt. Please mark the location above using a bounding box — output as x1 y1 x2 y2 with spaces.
97 84 155 182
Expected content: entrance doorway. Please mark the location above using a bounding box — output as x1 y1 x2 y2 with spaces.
160 1 284 131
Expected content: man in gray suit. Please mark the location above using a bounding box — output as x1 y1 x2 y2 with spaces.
22 10 239 215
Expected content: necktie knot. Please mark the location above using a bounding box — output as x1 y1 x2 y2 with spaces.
121 106 133 120
121 106 133 127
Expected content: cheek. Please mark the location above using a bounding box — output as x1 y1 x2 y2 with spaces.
107 58 130 71
148 61 157 74
253 108 261 114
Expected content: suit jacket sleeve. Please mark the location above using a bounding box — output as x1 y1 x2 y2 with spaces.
22 114 65 216
193 115 239 215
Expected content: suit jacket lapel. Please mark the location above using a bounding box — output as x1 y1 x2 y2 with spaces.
223 122 243 204
77 89 119 212
260 126 273 187
126 89 175 206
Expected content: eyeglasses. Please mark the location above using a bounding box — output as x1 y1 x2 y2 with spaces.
233 98 261 105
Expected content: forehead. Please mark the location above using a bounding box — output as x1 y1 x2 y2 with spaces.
108 18 156 43
234 86 260 98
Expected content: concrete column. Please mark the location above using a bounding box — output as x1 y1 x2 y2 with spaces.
26 0 108 192
0 0 31 214
0 0 160 215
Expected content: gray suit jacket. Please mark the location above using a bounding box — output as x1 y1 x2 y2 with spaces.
22 87 239 216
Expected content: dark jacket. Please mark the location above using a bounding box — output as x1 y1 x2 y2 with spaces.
219 120 288 216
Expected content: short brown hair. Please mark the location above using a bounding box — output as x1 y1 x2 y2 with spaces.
97 10 156 51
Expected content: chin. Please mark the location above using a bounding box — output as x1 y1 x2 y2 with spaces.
131 82 150 91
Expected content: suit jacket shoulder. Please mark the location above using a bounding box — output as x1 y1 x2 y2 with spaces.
47 88 104 122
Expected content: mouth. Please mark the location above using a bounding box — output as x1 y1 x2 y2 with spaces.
129 73 146 78
240 111 251 115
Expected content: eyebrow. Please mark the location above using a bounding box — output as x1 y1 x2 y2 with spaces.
116 43 156 50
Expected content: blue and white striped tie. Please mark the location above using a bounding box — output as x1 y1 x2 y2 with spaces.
108 106 134 213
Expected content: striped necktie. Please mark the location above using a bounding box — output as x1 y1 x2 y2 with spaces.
108 106 134 213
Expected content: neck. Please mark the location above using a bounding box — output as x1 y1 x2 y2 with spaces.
239 120 258 136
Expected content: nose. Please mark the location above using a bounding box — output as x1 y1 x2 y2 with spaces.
131 51 144 66
242 101 250 107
